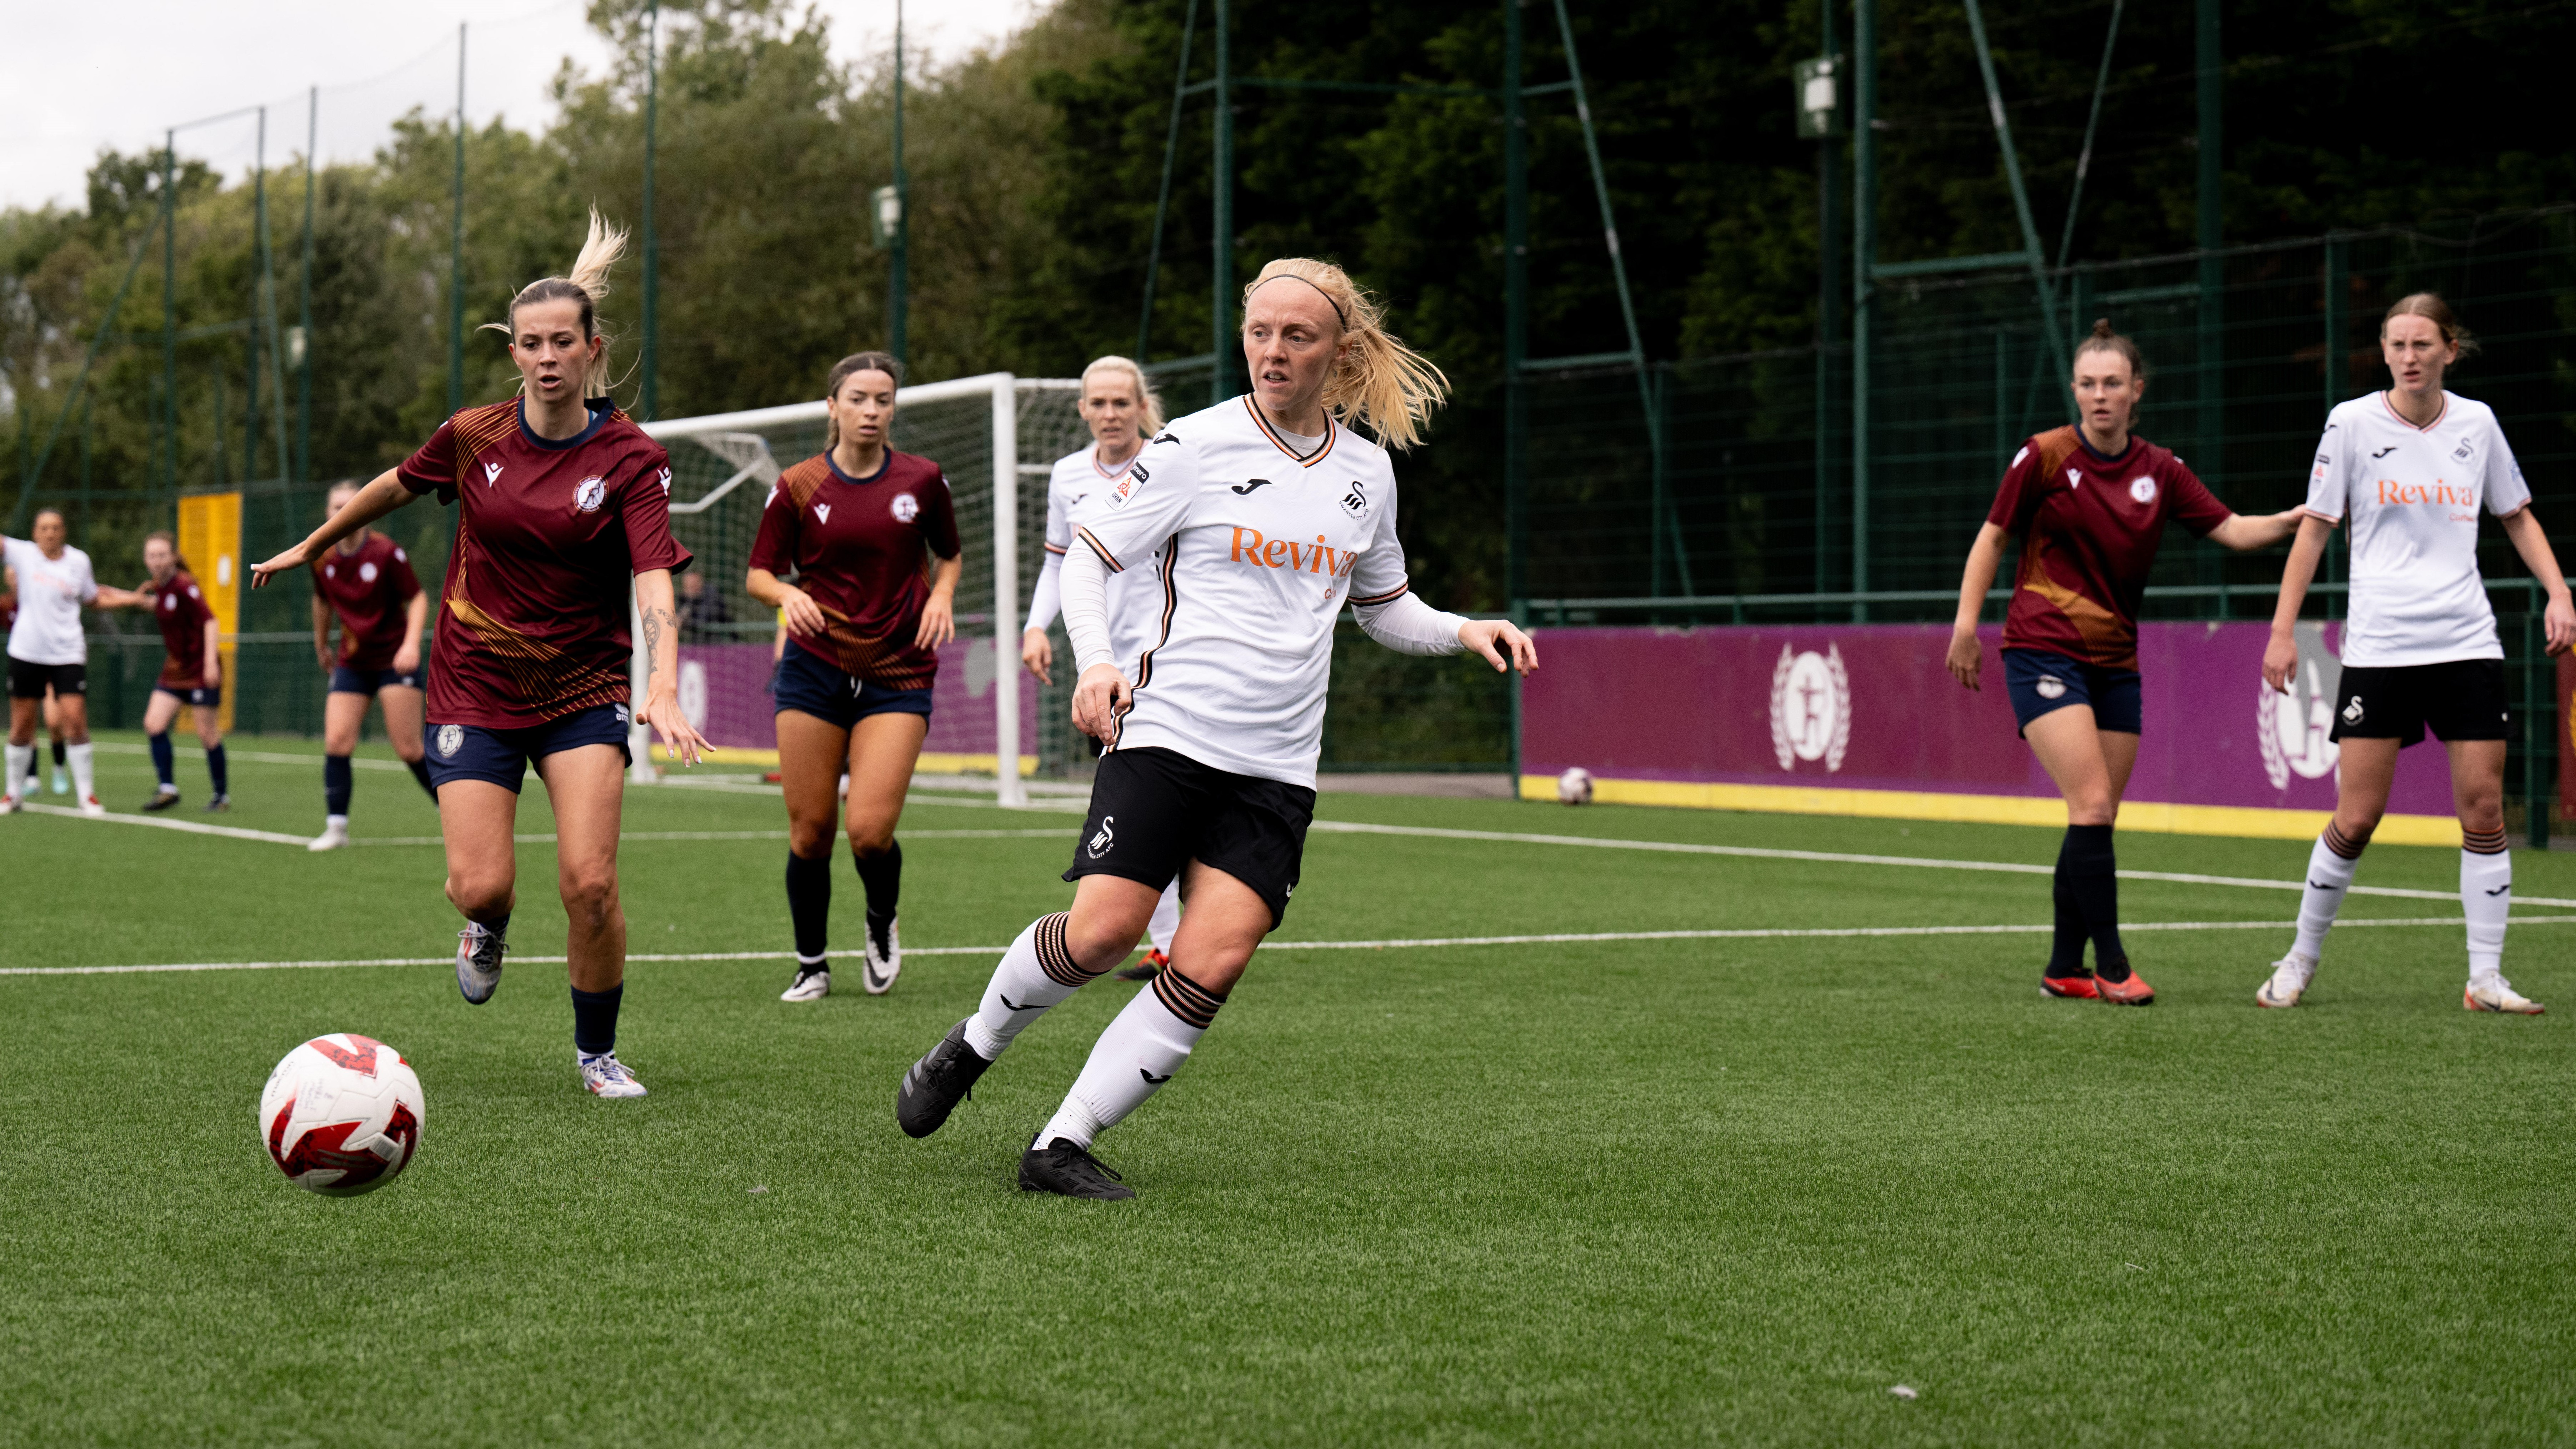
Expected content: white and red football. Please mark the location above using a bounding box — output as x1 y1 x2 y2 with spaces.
257 1034 425 1197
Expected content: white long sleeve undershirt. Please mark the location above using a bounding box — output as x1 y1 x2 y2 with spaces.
1354 590 1469 656
1022 550 1064 635
1064 540 1117 672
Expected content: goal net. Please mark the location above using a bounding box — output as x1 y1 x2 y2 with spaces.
635 374 1091 804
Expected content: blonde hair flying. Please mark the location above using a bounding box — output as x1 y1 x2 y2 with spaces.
1241 258 1448 450
480 208 630 398
1079 355 1167 437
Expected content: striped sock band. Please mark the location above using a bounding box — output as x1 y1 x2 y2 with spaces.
1150 963 1228 1030
1033 912 1102 988
2323 820 2373 859
2463 824 2509 855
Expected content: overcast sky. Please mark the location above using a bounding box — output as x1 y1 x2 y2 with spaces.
0 0 1038 211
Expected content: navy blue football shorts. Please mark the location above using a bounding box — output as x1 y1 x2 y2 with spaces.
153 683 221 708
2002 648 2142 736
330 663 426 695
771 642 933 729
424 703 632 793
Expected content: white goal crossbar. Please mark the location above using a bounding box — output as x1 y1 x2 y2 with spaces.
632 372 1032 806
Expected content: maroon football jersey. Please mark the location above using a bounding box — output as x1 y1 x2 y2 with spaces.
396 396 690 728
1986 426 2231 671
311 532 422 672
747 449 961 689
147 569 216 689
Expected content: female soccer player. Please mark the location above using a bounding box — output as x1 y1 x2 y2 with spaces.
250 211 708 1098
1947 320 2299 1004
2257 294 2575 1013
896 258 1537 1199
746 351 960 1002
1021 355 1182 981
2 510 127 816
105 532 227 812
305 478 434 851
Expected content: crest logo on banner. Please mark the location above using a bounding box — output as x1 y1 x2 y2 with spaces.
1770 644 1851 772
2259 622 2340 789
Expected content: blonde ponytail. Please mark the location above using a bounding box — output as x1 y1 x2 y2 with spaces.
1080 354 1166 437
1242 259 1447 450
481 208 630 398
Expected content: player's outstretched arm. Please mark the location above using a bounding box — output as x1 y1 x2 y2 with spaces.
1946 521 2010 691
633 567 708 766
2206 507 2305 551
91 585 149 608
250 469 410 587
2500 507 2576 655
2264 513 2339 693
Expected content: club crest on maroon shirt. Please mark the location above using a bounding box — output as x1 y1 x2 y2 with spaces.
575 477 607 512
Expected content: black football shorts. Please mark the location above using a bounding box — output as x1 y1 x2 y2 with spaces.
1065 746 1316 929
2326 658 2510 747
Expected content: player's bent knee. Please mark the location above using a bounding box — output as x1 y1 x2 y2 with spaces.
446 873 514 918
558 868 619 918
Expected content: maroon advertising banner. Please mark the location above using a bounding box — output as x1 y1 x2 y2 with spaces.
1522 622 2461 838
677 639 1034 761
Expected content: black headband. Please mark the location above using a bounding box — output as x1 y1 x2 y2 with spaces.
1249 272 1347 329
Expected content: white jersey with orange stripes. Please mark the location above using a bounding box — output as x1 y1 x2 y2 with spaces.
2304 389 2531 667
1040 446 1167 674
1074 395 1410 788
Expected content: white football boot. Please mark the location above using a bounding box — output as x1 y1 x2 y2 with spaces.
861 915 901 995
0 793 17 815
2256 953 2316 1009
780 966 831 1002
2464 978 2544 1014
77 794 107 818
579 1052 648 1098
307 819 350 852
455 921 506 1004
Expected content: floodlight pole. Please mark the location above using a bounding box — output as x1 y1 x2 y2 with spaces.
642 4 661 415
449 24 467 418
2195 0 2223 490
161 133 178 500
1814 1 1839 598
1210 0 1232 405
1850 0 1874 618
298 86 316 486
888 0 909 367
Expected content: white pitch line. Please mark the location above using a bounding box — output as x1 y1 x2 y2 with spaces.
345 828 1074 847
10 916 2570 977
15 801 312 844
1300 819 2576 909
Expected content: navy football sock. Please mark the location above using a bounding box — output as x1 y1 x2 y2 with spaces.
2045 879 2087 977
205 743 228 796
324 754 353 815
2060 824 2126 976
50 738 66 768
571 983 623 1058
147 732 175 789
854 839 902 921
786 851 832 966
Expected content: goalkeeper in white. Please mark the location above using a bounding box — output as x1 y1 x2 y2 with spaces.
899 257 1536 1198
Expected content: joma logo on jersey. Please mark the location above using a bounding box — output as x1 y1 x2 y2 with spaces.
1228 527 1359 577
2375 478 2475 506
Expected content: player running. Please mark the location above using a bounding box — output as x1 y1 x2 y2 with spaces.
305 479 435 851
250 211 708 1098
897 258 1537 1199
1020 355 1182 982
100 532 228 812
746 351 961 1002
1947 320 2300 1004
2 510 132 816
2257 294 2575 1013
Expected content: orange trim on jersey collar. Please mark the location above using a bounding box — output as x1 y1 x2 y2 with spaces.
1240 396 1338 467
1090 447 1140 482
2377 389 2449 433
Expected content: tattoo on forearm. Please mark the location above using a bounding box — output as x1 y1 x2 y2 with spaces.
642 606 674 679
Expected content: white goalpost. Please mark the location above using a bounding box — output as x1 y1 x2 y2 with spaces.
628 373 1089 807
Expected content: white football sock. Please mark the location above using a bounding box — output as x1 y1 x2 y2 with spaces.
2461 833 2511 987
2291 823 2368 962
963 912 1096 1061
326 814 349 830
1146 879 1182 956
1034 965 1225 1149
4 744 30 798
65 742 95 803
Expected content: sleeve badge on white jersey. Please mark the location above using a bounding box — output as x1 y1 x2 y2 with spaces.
1105 472 1140 509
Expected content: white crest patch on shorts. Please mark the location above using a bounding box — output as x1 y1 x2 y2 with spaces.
2129 476 2158 505
358 561 379 583
1087 814 1116 859
574 477 607 513
2035 675 2067 700
436 724 464 758
891 492 920 523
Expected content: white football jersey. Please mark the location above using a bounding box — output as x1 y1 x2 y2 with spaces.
1042 446 1165 673
1076 396 1410 788
2304 390 2530 667
3 535 97 666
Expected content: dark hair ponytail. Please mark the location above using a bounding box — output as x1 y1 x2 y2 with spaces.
822 351 904 449
2383 292 2479 361
2074 318 2146 381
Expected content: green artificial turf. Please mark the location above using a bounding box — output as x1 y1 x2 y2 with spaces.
1 731 2569 1445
